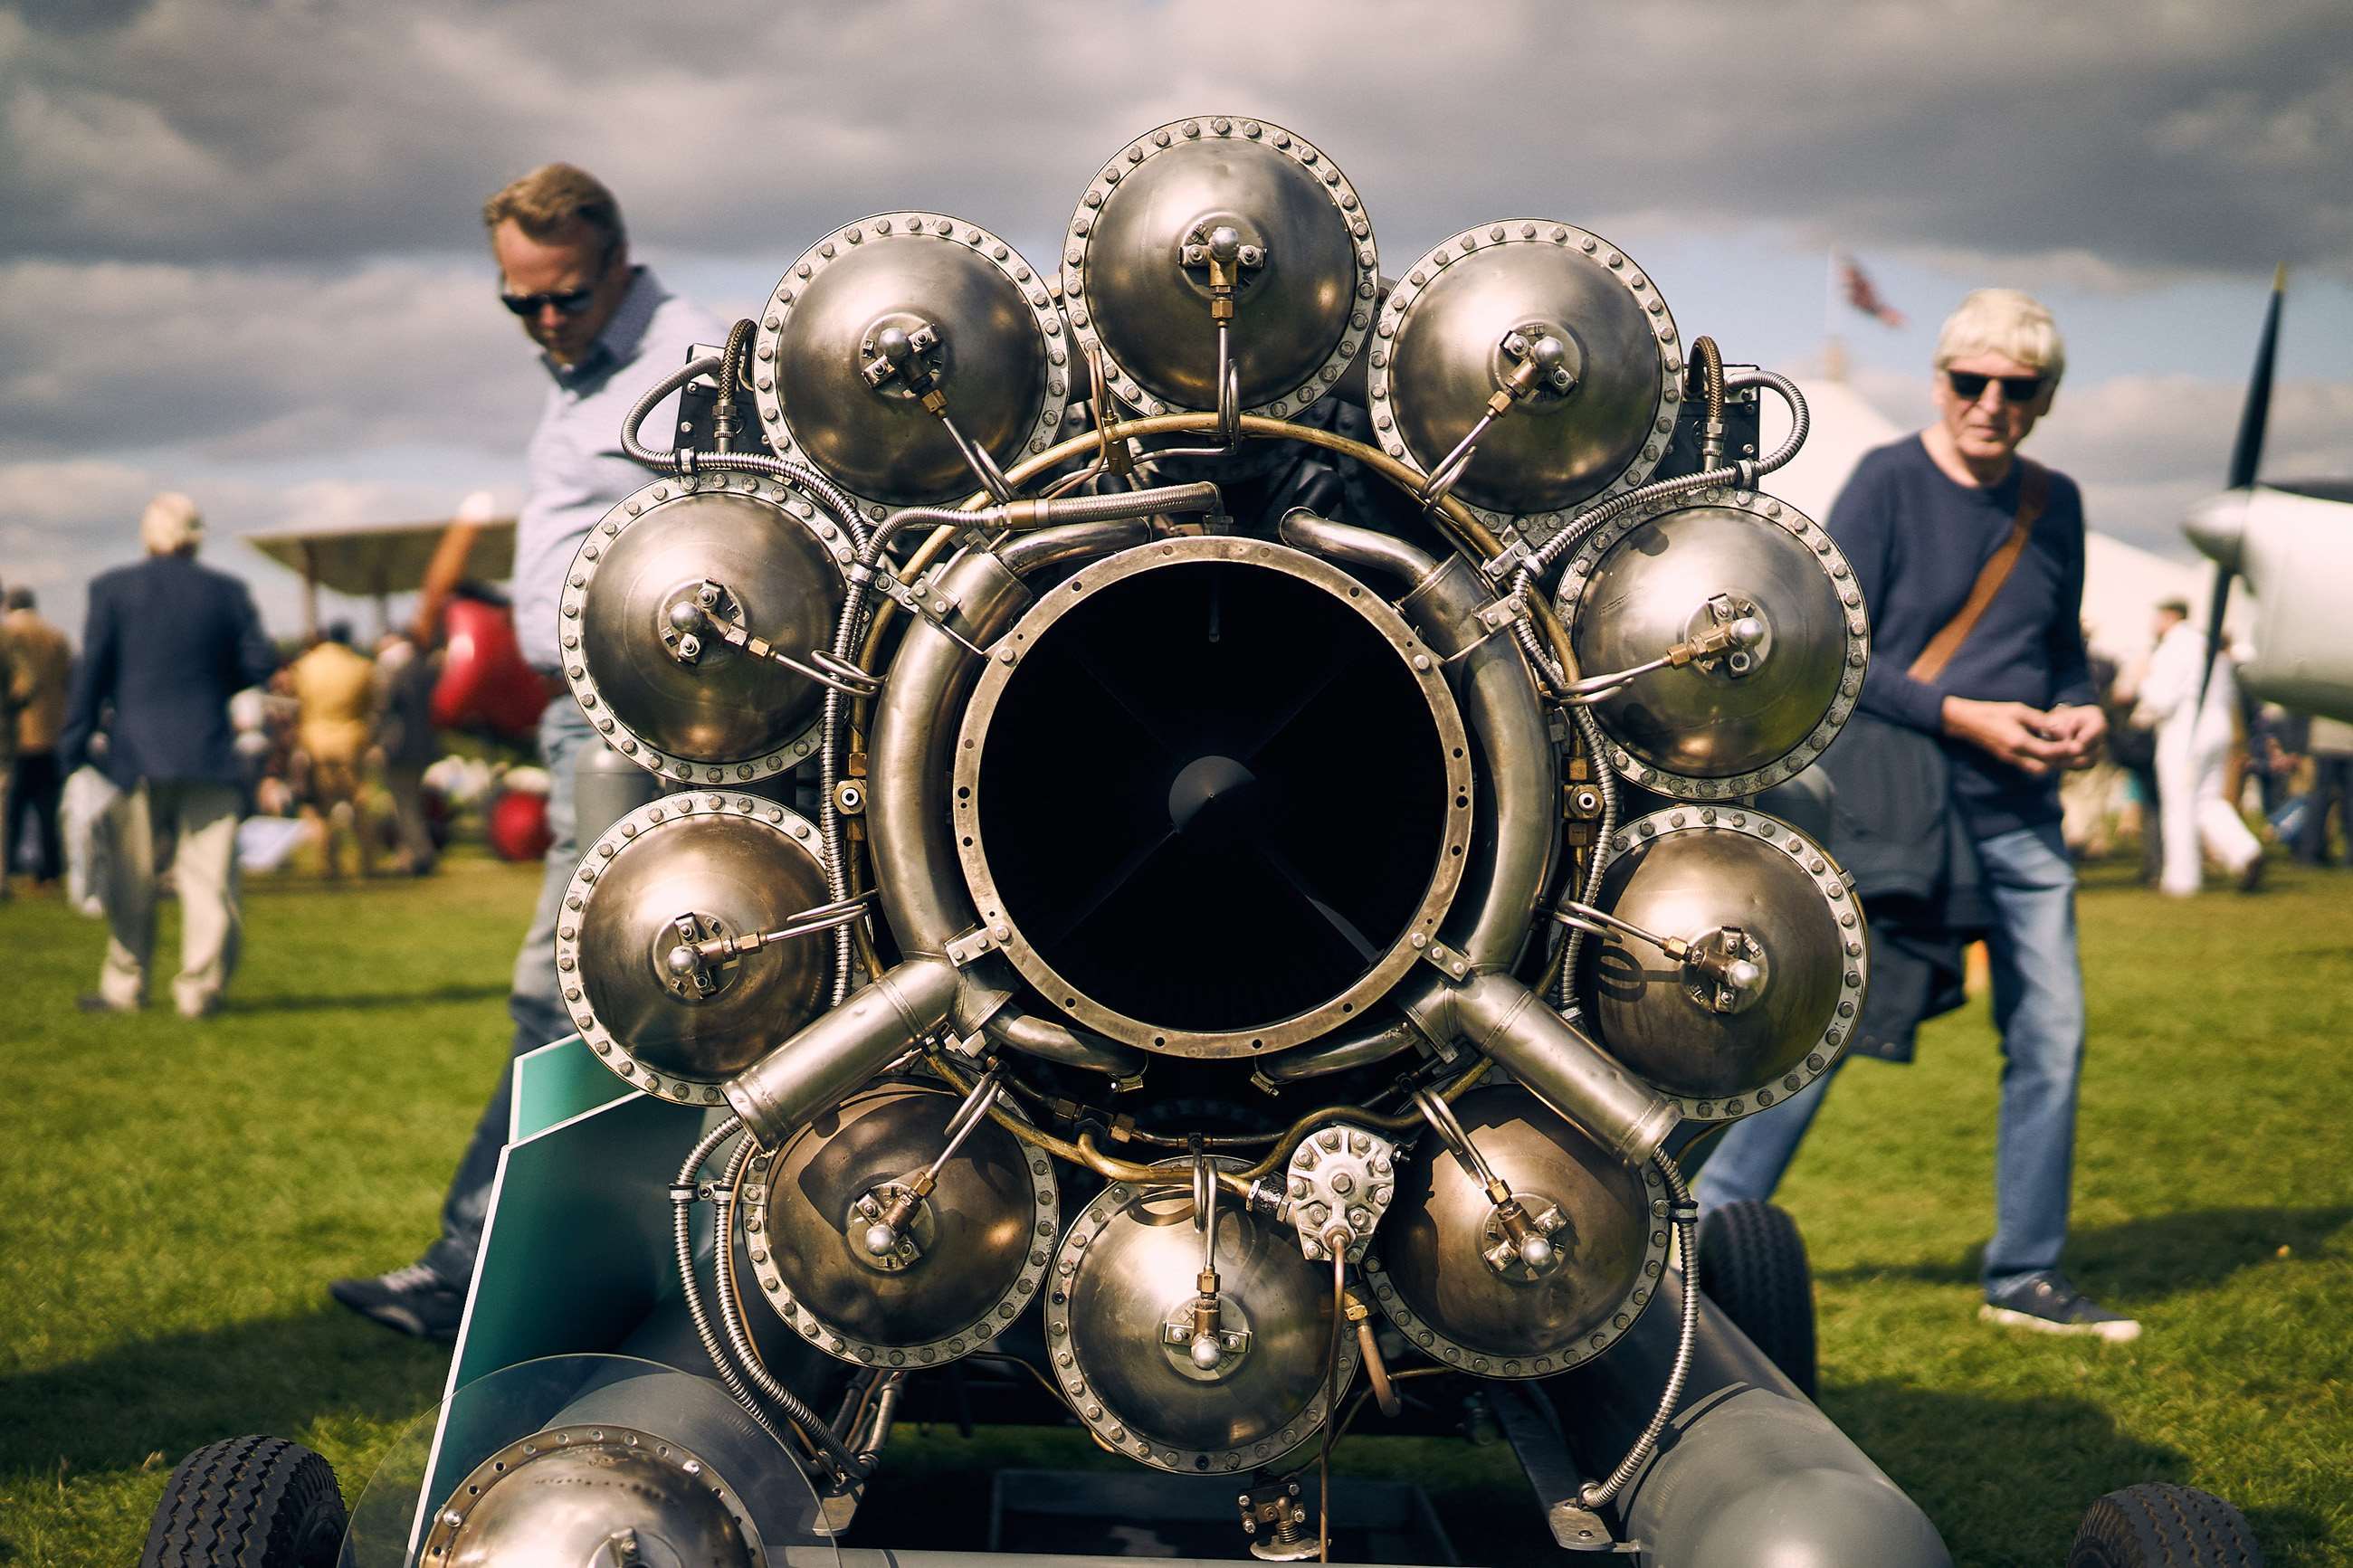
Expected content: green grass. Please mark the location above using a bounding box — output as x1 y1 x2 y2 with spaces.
2 851 2348 1564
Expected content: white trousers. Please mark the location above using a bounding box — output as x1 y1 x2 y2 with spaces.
99 779 243 1012
2155 726 2259 895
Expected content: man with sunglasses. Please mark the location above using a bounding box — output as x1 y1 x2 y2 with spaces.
1699 290 2139 1342
331 164 720 1339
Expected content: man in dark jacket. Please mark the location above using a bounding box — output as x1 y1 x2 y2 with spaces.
59 492 279 1016
1695 290 2137 1342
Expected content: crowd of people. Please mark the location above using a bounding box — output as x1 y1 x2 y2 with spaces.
0 500 452 1019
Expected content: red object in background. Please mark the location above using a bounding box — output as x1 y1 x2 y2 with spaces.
433 595 553 740
486 785 553 863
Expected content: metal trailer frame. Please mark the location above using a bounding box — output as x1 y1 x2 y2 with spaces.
393 1036 1950 1567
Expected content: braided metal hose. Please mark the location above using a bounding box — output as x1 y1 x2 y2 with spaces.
1579 1152 1700 1507
667 1117 786 1449
710 1132 877 1482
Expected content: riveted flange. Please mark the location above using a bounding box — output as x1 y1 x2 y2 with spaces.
1359 1160 1672 1380
1062 115 1377 423
557 792 831 1102
418 1424 763 1564
562 471 842 784
951 536 1476 1060
1600 805 1869 1123
753 213 1071 521
737 1088 1060 1371
1367 220 1681 547
1559 485 1870 801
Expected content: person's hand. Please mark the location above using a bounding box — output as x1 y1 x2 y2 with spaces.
1940 697 2072 777
2042 703 2108 769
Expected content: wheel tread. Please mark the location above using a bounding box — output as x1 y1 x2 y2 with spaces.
1698 1198 1817 1395
138 1435 347 1567
2068 1481 2262 1568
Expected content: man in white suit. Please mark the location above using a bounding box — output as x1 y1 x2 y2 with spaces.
2134 599 2261 895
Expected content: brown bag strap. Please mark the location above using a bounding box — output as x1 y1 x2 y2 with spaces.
1908 458 2049 683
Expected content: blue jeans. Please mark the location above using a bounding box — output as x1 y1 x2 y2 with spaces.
1693 820 2086 1297
423 697 593 1288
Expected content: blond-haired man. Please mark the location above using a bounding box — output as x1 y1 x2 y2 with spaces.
1699 290 2137 1341
59 493 278 1015
331 165 719 1338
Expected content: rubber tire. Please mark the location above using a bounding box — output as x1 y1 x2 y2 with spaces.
2068 1483 2262 1567
138 1435 348 1568
1697 1198 1817 1396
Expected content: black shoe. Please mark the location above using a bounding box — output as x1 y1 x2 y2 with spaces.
1978 1271 2141 1343
329 1263 466 1340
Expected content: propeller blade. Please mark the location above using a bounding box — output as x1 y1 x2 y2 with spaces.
2200 266 2285 705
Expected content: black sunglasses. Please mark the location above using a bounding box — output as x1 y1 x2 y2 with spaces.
499 284 599 318
1947 369 2045 404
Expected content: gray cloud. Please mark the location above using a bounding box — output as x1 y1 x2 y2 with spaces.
0 258 538 461
5 0 2348 282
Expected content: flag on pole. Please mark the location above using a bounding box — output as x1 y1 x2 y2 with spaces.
1834 252 1907 328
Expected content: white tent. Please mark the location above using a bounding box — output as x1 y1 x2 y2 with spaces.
1758 376 2216 665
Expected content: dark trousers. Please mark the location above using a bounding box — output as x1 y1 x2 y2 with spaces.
5 750 63 882
2296 755 2353 865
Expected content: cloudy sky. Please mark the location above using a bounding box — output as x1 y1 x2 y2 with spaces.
5 0 2348 639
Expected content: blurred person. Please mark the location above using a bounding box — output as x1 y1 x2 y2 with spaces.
1696 290 2139 1340
2101 634 2164 884
58 493 278 1017
4 587 73 889
2294 716 2353 866
288 622 378 879
0 584 18 903
2133 600 2262 895
331 164 719 1338
375 631 442 874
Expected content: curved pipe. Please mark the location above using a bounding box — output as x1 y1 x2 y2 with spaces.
1279 507 1443 596
721 956 961 1148
865 535 1147 1081
1272 512 1564 1089
1257 1018 1424 1086
996 517 1152 577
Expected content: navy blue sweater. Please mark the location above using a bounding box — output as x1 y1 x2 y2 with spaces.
1827 435 2096 838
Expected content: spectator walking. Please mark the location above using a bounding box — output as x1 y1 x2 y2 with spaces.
59 493 279 1017
2134 600 2262 895
4 587 73 889
1696 290 2139 1341
331 164 719 1338
289 622 378 879
375 631 442 875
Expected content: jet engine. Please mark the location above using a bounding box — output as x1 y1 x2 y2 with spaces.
456 112 1875 1555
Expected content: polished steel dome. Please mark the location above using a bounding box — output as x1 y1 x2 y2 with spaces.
755 214 1067 510
1563 490 1865 797
570 479 845 780
422 1427 759 1568
1365 1087 1666 1377
1374 223 1676 521
1577 808 1865 1118
561 796 832 1093
1044 1164 1355 1473
742 1083 1055 1366
1064 117 1375 418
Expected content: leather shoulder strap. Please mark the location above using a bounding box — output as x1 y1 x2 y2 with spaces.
1908 458 2049 684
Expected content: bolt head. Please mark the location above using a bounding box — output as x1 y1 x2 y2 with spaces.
1519 1235 1555 1269
664 946 697 976
863 1223 898 1255
1190 1333 1225 1370
1207 225 1243 260
875 325 911 360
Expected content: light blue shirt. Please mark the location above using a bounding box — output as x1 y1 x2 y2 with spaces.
513 268 725 670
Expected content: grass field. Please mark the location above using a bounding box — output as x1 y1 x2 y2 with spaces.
1 847 2348 1565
